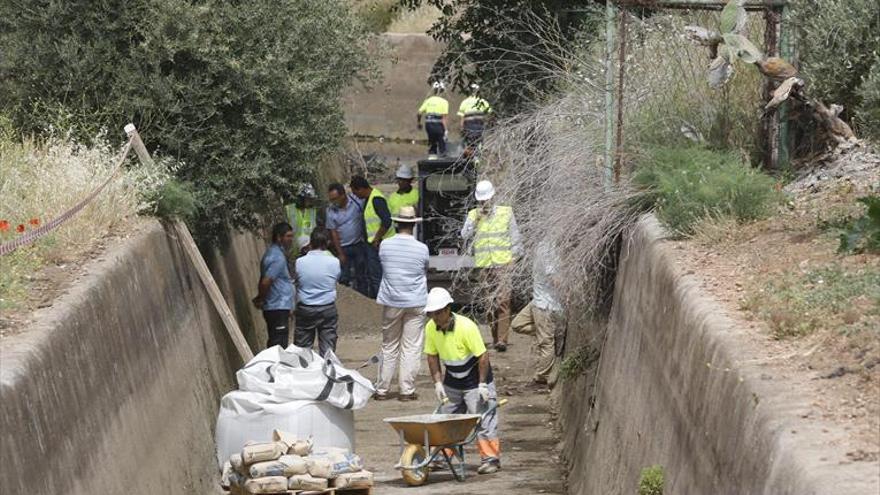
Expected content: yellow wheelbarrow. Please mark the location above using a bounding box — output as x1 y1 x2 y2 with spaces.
383 399 505 486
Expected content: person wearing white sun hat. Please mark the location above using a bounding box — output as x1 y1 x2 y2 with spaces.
374 206 429 402
460 180 521 352
423 287 501 475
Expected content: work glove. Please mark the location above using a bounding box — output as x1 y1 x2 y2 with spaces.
478 382 490 402
434 382 448 403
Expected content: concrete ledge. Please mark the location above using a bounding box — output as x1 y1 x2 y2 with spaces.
0 221 262 495
556 215 879 494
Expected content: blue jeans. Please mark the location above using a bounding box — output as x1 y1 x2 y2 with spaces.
366 243 382 299
339 242 368 297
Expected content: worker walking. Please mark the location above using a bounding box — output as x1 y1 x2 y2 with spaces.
461 180 521 352
293 229 342 356
387 164 419 216
285 183 321 256
511 239 563 387
350 175 394 299
326 182 368 297
252 223 296 349
457 84 492 149
416 81 449 157
374 206 429 401
424 287 501 474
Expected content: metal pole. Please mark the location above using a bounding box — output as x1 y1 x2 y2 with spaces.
604 0 616 190
777 5 792 169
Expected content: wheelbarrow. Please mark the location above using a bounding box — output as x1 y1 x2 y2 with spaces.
383 399 505 486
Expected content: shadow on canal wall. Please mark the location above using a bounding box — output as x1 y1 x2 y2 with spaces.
0 221 264 495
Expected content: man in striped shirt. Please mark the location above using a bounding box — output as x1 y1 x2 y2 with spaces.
374 206 429 401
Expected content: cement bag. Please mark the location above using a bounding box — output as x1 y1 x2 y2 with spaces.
333 470 374 489
229 454 246 475
235 346 375 410
241 441 286 465
248 455 308 477
216 396 354 467
288 474 328 491
272 429 313 456
242 476 287 494
307 450 364 478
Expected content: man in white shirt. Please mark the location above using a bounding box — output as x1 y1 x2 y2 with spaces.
374 206 429 401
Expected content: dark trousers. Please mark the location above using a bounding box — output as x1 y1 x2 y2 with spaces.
294 303 339 356
339 241 368 297
365 243 382 299
462 118 485 147
263 309 290 348
425 121 446 155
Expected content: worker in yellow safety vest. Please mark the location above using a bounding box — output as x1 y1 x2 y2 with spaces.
458 83 492 150
284 183 321 256
349 175 394 298
387 164 419 216
460 180 521 352
416 81 449 157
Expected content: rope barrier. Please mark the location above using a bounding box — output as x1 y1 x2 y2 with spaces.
0 138 134 256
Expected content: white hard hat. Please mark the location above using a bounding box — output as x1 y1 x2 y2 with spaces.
395 164 414 179
431 81 446 90
424 287 454 313
474 180 495 201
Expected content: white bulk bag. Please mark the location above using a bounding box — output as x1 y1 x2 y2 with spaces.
215 345 372 467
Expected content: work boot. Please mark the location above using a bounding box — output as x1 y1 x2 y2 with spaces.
398 392 418 402
494 342 507 352
477 461 501 474
373 392 390 401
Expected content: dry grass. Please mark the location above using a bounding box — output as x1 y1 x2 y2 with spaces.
0 131 171 312
387 4 441 33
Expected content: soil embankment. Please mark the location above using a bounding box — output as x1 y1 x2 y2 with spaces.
555 216 879 494
0 221 264 495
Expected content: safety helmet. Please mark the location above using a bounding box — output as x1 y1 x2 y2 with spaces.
424 287 454 313
470 83 480 93
474 180 495 202
395 164 415 180
297 183 317 199
431 81 446 91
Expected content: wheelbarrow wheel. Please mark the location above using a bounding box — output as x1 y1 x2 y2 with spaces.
400 444 429 486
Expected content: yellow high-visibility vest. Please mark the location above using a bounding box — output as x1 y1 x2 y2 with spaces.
388 189 419 215
364 189 395 243
467 206 513 267
285 205 317 248
457 96 492 117
418 96 449 116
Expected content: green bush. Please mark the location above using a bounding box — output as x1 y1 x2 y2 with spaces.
146 179 198 222
633 146 779 237
354 0 399 32
558 345 597 382
0 0 374 244
790 0 880 140
838 195 880 254
855 59 880 141
638 465 665 495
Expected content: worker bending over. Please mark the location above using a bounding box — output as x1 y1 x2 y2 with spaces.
417 81 449 157
457 84 492 150
461 180 521 352
424 288 501 474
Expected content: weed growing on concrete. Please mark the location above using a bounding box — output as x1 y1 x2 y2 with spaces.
558 346 598 382
638 465 665 495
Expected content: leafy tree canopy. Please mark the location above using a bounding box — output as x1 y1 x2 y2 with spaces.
0 0 374 243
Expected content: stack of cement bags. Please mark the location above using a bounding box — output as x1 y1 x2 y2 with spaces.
220 429 374 494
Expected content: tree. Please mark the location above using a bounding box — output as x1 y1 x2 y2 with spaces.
0 0 374 243
398 0 603 114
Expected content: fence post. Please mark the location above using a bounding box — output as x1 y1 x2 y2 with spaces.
123 124 255 364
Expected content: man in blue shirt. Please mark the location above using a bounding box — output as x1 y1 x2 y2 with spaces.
294 228 342 356
326 182 368 297
253 223 295 348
